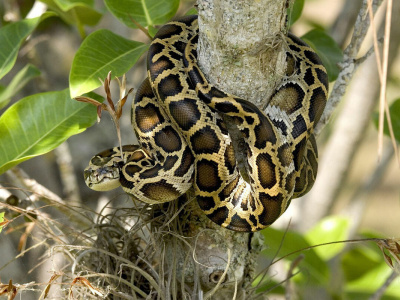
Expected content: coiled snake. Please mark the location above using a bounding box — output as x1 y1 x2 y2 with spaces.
84 15 328 232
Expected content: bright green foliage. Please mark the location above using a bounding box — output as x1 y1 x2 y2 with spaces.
342 244 382 282
302 29 343 82
288 0 305 26
104 0 179 29
0 64 41 109
69 29 148 98
341 232 400 299
0 89 100 174
39 0 102 27
306 216 350 260
0 13 54 80
185 7 198 16
374 98 400 143
52 0 95 11
259 220 400 299
260 226 329 287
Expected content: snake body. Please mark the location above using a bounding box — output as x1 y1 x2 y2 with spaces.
85 15 328 232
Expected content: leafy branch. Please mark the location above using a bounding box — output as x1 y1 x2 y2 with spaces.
75 72 133 161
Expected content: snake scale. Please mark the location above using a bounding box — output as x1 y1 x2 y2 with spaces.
84 15 328 232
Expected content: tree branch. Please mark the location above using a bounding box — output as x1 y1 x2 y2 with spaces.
297 0 400 231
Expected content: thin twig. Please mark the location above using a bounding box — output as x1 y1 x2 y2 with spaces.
315 0 384 135
54 142 81 204
369 271 398 300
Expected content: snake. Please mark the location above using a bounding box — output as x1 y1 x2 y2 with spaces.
84 15 328 232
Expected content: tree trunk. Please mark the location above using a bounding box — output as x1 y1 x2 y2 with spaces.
174 1 290 298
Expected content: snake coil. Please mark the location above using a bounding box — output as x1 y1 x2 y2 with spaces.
84 15 328 232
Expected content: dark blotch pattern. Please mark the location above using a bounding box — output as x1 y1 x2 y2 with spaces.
228 214 252 231
163 155 178 171
158 74 184 98
245 116 255 125
149 58 176 78
258 193 284 226
174 147 194 177
139 164 163 179
135 103 164 133
308 87 326 123
134 77 154 100
291 115 307 139
127 150 147 162
220 176 239 198
154 24 183 41
254 119 276 149
169 98 201 131
123 164 141 177
210 86 228 98
284 171 297 195
207 206 230 227
237 98 260 113
249 214 257 227
271 119 287 135
168 50 182 62
96 148 117 158
190 125 221 154
120 172 134 189
289 44 301 53
316 68 329 90
292 138 307 171
121 145 141 152
154 125 182 152
242 128 250 139
196 159 222 192
288 33 307 47
171 40 186 54
277 143 293 167
304 68 315 86
224 144 236 175
256 153 277 189
214 101 239 113
197 196 216 211
217 118 229 135
140 179 180 201
304 50 322 66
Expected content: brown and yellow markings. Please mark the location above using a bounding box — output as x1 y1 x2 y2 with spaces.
85 15 328 232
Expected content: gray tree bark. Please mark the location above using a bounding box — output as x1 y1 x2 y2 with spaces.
179 1 291 298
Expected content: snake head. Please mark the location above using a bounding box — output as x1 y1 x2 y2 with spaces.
84 147 124 191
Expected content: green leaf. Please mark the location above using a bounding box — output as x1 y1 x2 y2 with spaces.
185 7 198 16
39 0 102 27
148 25 158 38
0 212 4 233
69 29 148 97
104 0 179 28
345 262 400 298
288 0 304 26
305 216 350 260
261 227 329 285
0 13 54 80
341 245 382 282
0 64 41 109
0 89 100 174
53 0 94 11
373 98 400 143
301 29 343 82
